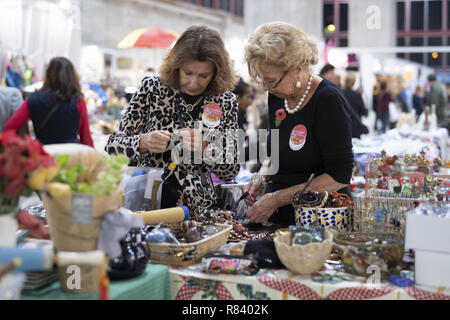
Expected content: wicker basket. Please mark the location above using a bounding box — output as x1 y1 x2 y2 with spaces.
273 229 333 275
148 223 232 266
41 191 122 252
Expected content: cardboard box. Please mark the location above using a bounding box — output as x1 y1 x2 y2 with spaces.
405 213 450 253
405 213 450 287
414 250 450 287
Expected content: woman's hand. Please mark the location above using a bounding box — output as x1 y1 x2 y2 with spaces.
242 179 264 205
246 192 279 223
139 130 173 154
179 128 205 152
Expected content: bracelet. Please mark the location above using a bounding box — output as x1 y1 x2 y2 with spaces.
250 172 267 191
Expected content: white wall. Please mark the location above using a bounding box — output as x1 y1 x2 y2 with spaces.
349 0 397 48
0 0 81 81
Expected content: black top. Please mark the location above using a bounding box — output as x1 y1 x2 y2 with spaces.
412 94 423 116
28 90 79 145
342 89 368 118
162 92 205 208
237 109 248 131
342 89 369 138
266 78 354 226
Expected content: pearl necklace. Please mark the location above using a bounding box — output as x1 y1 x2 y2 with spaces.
284 74 313 114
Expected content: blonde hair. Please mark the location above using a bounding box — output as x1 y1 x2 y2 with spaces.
244 21 318 79
160 25 237 96
343 72 357 90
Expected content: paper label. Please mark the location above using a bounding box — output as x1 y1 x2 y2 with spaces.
70 194 94 224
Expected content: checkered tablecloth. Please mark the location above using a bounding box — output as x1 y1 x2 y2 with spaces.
169 265 450 300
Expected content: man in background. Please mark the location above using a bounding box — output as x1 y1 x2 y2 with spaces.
319 63 341 87
0 86 23 133
426 74 448 125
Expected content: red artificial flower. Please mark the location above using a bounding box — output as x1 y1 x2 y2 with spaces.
5 177 28 197
1 131 57 215
26 135 45 157
0 130 25 148
0 157 4 178
275 108 286 121
25 157 38 171
3 155 26 180
25 135 55 168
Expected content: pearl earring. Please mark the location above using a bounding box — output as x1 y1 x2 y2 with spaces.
296 81 301 88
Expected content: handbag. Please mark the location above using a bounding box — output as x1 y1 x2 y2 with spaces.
389 102 399 122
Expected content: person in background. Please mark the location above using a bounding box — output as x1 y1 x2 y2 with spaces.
342 72 368 138
4 57 94 147
243 22 354 226
412 85 424 118
105 25 240 210
390 86 408 129
231 77 255 168
376 81 391 133
319 63 341 88
426 74 448 125
372 83 380 131
232 77 253 132
0 86 23 133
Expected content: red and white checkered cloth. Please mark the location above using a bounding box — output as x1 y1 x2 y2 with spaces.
175 276 234 300
405 286 450 300
215 284 234 300
325 286 396 300
176 284 201 300
257 274 321 300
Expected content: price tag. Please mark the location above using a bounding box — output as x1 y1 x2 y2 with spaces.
70 194 94 224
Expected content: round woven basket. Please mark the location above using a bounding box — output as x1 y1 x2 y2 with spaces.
274 229 333 274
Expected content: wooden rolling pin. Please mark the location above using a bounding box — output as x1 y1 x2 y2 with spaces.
133 206 190 225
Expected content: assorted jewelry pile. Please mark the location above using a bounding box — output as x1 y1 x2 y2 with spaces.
292 190 354 208
191 207 272 242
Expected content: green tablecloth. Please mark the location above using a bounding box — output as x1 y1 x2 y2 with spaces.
21 264 171 300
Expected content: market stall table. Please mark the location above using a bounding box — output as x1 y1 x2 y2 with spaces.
20 264 170 300
169 264 450 300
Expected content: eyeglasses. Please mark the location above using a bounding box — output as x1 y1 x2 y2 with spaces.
257 70 288 91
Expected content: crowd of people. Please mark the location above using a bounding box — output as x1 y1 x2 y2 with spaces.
1 22 449 226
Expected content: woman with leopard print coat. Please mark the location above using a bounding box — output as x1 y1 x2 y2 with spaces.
105 26 240 211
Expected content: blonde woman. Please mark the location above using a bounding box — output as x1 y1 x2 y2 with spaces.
106 25 240 210
243 22 354 226
342 72 368 138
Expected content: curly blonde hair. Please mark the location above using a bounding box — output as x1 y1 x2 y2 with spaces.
160 25 238 96
244 22 318 79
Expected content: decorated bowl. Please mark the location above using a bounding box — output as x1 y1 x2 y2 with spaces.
295 207 352 231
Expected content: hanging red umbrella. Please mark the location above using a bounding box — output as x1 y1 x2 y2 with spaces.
117 28 179 49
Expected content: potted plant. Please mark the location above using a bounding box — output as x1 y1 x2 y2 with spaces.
0 130 57 247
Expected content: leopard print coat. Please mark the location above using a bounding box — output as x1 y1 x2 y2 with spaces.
105 75 240 210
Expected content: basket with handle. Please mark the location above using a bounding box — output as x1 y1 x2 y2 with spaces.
148 223 232 266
